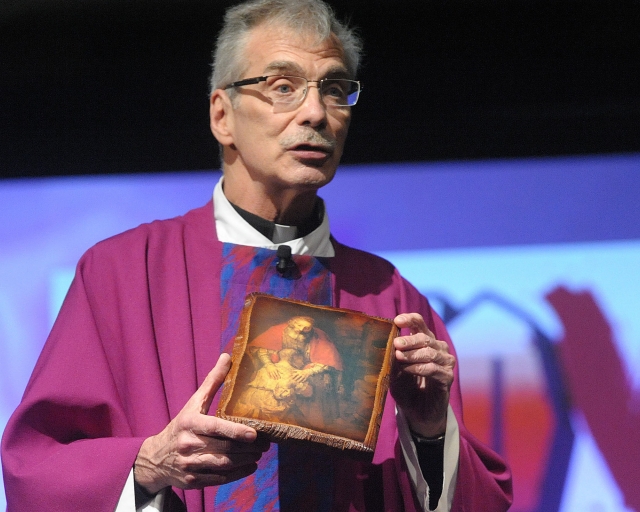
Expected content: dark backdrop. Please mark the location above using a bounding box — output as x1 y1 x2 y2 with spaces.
2 0 639 178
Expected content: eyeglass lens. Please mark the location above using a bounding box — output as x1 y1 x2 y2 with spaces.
263 76 359 110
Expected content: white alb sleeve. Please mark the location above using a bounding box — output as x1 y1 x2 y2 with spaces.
397 405 460 511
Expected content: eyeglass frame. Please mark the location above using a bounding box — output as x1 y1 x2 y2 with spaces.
223 75 362 110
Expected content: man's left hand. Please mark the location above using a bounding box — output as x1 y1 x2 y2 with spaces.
391 313 456 437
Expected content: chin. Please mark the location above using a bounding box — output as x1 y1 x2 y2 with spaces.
280 160 335 187
293 167 337 189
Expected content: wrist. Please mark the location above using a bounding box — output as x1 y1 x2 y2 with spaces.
404 412 447 439
134 436 167 495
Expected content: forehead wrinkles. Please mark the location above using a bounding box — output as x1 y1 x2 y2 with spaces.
263 60 349 79
243 25 347 77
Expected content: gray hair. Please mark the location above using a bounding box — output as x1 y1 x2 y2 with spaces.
209 0 363 95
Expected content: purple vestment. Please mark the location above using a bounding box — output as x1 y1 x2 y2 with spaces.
2 201 512 511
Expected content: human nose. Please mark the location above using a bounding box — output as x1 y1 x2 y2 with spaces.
296 82 327 126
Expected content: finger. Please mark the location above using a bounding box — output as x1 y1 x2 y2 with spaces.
190 414 260 444
199 433 270 454
184 450 265 471
397 361 455 386
182 463 259 490
394 313 434 337
394 345 456 382
395 345 455 369
187 353 232 415
394 333 449 353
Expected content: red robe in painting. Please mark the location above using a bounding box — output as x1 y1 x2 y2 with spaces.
249 323 344 371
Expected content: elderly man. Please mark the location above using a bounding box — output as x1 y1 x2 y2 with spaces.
2 0 512 511
250 316 343 379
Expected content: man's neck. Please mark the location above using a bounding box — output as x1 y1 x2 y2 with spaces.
221 173 320 225
229 198 324 243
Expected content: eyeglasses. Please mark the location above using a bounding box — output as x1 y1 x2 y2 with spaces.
224 75 361 112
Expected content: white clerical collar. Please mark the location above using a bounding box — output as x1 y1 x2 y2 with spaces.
213 177 335 257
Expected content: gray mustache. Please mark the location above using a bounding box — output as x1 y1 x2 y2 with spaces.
280 131 336 151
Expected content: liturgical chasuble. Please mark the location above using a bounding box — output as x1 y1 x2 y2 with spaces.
1 200 513 512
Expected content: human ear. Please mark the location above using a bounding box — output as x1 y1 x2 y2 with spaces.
209 90 235 146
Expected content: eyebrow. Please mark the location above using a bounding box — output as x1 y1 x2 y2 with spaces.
263 61 351 79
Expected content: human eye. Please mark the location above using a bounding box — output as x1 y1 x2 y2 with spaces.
265 76 299 99
322 80 348 103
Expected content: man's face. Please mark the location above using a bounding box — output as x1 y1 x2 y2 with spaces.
220 24 352 194
289 318 313 338
285 318 314 344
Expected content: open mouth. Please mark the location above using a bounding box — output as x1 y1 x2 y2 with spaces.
292 143 331 153
289 143 333 161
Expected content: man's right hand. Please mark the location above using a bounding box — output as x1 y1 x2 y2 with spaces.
133 353 270 494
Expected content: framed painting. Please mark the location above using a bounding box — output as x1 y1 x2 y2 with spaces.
216 293 398 456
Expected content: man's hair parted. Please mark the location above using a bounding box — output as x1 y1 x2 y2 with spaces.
209 0 363 95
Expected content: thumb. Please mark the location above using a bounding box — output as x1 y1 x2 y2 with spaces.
188 353 232 415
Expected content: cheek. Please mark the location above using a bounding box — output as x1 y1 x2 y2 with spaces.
234 107 290 146
331 115 351 147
